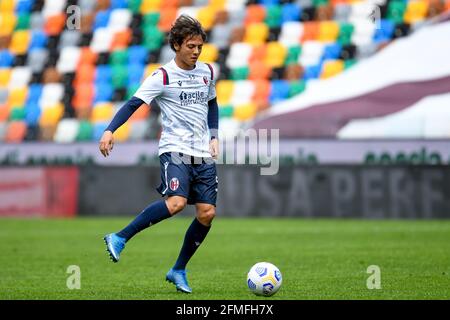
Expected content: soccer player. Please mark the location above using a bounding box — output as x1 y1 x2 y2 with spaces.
99 15 219 294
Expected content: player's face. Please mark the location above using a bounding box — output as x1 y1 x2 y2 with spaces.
174 34 204 70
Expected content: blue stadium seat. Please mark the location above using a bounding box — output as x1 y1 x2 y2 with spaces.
93 10 111 30
94 82 114 103
304 65 322 80
29 31 48 50
322 43 342 60
93 122 108 141
15 0 34 13
128 46 148 65
25 103 41 126
281 4 301 23
269 80 290 104
111 0 128 9
373 19 395 43
95 65 112 84
260 0 280 5
27 84 43 104
0 50 14 67
127 63 145 86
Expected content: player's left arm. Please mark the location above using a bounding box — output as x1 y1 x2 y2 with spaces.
208 97 219 159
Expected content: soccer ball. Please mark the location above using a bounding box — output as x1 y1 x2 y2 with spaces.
247 262 282 297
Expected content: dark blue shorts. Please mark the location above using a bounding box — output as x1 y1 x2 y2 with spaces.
156 152 218 206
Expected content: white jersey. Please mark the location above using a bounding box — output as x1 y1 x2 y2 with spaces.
134 59 217 158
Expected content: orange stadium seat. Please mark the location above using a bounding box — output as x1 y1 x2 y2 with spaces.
78 47 98 66
158 7 178 32
5 121 27 142
252 79 271 104
248 61 271 80
244 5 266 25
0 104 10 122
130 104 150 121
110 29 132 50
302 22 320 42
44 14 67 36
74 64 96 86
160 0 178 9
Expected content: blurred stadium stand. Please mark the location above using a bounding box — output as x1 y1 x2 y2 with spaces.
1 0 449 143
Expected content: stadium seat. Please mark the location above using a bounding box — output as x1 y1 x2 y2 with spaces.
44 13 66 36
288 80 306 97
9 30 30 55
15 13 30 31
0 103 10 122
199 43 219 63
282 4 301 23
318 21 339 42
142 25 164 51
94 83 114 103
57 47 81 73
111 65 128 88
110 49 129 65
128 45 148 65
127 63 145 86
92 103 114 122
233 102 257 121
373 19 395 43
226 42 253 69
219 104 233 118
158 7 178 32
248 60 271 80
244 23 269 45
7 87 28 107
25 103 41 126
9 106 26 121
322 43 342 60
269 80 289 104
29 31 48 50
129 104 150 121
337 22 354 45
76 120 93 141
129 119 150 140
5 120 27 142
93 122 108 141
320 59 344 79
0 13 16 36
404 0 429 24
299 41 324 67
108 9 132 32
0 50 14 67
54 118 80 143
91 27 115 53
15 0 34 13
197 6 217 31
8 67 31 89
216 80 234 105
210 23 233 49
0 89 8 104
303 64 322 80
78 47 98 66
265 5 282 28
244 5 266 25
387 1 407 25
74 64 96 86
0 69 11 87
230 80 255 106
252 79 271 104
301 22 320 42
265 42 287 68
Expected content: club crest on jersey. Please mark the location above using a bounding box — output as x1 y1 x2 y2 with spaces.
203 76 209 85
170 177 180 191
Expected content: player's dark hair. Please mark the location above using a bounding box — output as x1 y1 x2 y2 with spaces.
168 15 207 51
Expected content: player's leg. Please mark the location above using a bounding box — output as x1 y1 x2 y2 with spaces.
104 152 190 263
166 160 218 293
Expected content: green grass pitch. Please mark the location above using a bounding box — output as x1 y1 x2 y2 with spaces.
0 217 449 300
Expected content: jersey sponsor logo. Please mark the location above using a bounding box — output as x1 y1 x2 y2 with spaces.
179 90 208 106
169 177 180 191
177 80 182 86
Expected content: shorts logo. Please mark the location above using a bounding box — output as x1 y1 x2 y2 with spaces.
169 177 180 191
203 76 209 85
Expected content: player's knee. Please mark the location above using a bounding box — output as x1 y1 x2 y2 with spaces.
197 206 216 226
166 197 187 215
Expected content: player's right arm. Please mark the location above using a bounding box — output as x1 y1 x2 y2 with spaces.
99 69 164 157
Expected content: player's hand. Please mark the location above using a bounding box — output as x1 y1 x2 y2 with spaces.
99 130 114 157
209 138 219 159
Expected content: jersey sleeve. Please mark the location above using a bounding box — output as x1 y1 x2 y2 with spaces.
133 69 164 105
207 64 217 101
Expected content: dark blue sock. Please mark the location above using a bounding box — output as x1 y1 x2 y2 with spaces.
117 200 171 241
173 218 211 270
